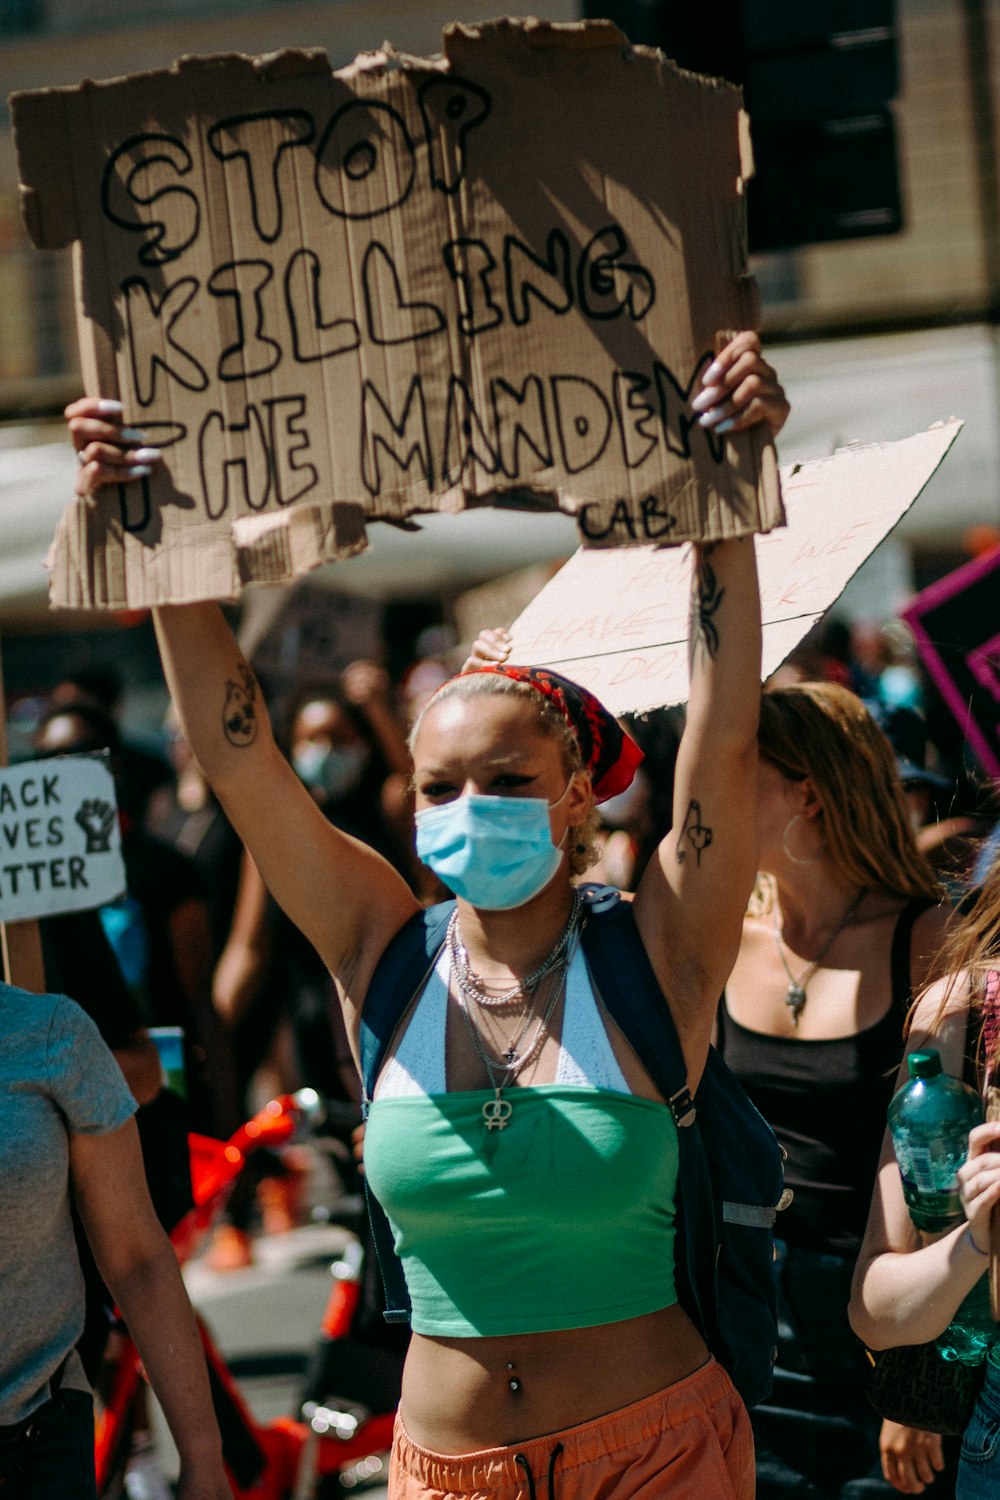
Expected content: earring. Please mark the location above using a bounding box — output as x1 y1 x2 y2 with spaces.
782 813 823 866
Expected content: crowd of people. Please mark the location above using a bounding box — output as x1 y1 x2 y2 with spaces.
4 332 1000 1500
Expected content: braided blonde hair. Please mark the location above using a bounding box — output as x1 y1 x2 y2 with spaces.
410 673 602 877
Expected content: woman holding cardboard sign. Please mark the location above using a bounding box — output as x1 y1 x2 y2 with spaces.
68 331 787 1499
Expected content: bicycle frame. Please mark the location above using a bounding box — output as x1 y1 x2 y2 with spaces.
95 1093 397 1499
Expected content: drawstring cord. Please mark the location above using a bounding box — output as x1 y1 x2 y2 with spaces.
514 1442 564 1499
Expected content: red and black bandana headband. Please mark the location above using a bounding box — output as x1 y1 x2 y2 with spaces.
466 664 644 803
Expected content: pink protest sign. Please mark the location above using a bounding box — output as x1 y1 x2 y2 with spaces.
902 547 1000 779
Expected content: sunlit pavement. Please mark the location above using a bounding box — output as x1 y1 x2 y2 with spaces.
149 1220 390 1498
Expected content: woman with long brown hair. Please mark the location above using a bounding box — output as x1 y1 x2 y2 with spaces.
851 860 1000 1500
717 681 957 1497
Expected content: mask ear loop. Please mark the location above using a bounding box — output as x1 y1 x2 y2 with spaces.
551 772 591 857
547 774 576 811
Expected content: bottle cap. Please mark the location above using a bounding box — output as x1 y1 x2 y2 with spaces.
907 1049 943 1080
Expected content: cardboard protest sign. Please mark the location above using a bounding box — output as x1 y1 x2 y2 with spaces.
507 421 963 716
12 18 781 611
903 547 1000 779
239 578 384 691
0 755 126 924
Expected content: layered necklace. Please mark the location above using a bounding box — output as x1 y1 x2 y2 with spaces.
448 890 583 1130
772 887 865 1026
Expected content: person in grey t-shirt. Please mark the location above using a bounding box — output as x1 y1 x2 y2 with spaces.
0 981 230 1500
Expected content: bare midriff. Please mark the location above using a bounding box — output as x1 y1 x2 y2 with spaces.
398 1302 709 1452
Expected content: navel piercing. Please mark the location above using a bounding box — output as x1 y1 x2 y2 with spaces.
506 1360 521 1394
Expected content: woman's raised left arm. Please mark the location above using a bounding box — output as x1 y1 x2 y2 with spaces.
633 332 788 1082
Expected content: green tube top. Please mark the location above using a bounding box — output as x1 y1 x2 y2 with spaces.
363 1085 679 1338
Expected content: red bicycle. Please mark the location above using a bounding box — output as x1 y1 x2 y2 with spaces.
94 1090 401 1499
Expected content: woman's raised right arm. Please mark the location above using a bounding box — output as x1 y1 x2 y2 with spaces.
68 400 418 1000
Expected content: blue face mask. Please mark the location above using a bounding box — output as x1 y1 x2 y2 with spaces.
414 788 570 911
292 741 368 801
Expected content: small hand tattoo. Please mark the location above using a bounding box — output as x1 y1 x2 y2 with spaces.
222 664 258 747
676 800 713 867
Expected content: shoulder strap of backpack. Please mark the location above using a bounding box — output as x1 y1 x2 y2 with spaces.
358 899 454 1324
579 887 695 1127
359 900 455 1104
578 885 718 1344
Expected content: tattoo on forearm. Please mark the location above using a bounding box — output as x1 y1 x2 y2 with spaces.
691 553 725 659
676 800 713 866
222 663 258 747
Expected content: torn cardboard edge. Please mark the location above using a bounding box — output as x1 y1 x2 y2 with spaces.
14 18 781 610
505 420 964 717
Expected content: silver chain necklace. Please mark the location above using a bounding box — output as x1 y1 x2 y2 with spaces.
455 965 571 1130
447 890 582 1012
449 894 581 1128
772 888 865 1026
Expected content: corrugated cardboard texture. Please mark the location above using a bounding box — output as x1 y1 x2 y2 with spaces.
12 17 783 609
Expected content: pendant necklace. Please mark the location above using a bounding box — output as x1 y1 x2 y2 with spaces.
456 962 571 1130
772 888 865 1026
449 896 583 1130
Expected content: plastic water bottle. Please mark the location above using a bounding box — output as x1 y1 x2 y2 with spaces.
938 1275 995 1365
888 1049 982 1231
888 1048 992 1364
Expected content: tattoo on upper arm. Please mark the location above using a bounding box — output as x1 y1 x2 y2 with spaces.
222 664 258 747
676 800 713 866
690 551 726 660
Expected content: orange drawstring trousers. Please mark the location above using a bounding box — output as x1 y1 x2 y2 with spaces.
388 1358 754 1499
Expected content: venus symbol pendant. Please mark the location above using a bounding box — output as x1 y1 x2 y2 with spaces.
482 1090 513 1131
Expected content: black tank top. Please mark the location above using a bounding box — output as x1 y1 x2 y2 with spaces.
717 900 934 1257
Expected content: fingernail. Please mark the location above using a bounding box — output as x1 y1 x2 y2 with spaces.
703 360 724 385
714 417 736 434
128 464 153 478
97 399 124 416
698 407 728 428
130 447 161 463
121 427 147 443
691 386 723 413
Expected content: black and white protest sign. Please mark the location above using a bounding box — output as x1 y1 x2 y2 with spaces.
0 754 126 923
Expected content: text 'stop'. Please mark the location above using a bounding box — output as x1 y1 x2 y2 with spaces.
12 18 782 608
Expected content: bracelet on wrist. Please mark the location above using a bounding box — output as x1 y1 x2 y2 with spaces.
965 1225 990 1258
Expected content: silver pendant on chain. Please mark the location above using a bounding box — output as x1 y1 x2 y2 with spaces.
482 1089 513 1131
785 984 807 1026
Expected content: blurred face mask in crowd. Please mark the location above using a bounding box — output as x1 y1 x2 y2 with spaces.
292 740 368 801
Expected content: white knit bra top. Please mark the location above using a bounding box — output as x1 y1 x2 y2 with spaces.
375 942 631 1099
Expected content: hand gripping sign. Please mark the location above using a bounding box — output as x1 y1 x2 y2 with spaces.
0 755 126 924
11 18 781 609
